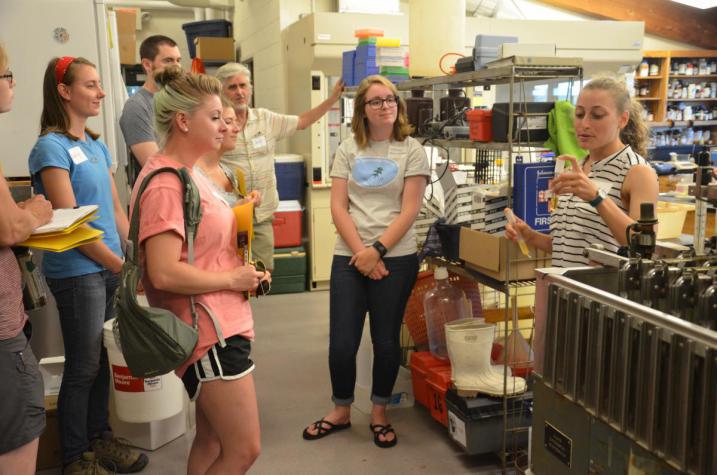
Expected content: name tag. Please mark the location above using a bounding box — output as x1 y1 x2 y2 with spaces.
251 135 267 150
68 146 89 165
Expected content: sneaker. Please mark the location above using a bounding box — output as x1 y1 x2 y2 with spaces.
90 432 149 473
63 452 113 475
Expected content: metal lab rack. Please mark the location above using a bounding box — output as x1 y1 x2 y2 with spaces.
535 266 717 474
399 57 583 473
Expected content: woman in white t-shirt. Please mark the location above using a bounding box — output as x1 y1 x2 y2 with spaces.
303 75 430 448
506 76 658 267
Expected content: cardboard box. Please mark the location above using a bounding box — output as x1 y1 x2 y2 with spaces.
194 37 235 62
37 395 62 470
459 227 550 281
115 8 137 65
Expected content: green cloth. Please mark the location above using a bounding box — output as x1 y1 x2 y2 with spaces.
544 100 588 159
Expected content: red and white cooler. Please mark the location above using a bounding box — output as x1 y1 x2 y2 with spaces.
272 200 303 248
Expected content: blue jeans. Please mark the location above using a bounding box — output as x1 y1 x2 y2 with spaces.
329 254 418 406
46 271 119 465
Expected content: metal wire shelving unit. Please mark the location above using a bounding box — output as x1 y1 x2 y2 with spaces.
398 57 584 474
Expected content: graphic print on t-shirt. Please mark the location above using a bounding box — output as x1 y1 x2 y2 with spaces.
352 157 398 188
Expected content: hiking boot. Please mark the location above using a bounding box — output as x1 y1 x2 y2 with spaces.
90 432 149 473
63 452 113 475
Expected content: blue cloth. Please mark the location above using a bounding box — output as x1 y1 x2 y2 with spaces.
46 271 118 464
28 133 122 278
329 254 418 406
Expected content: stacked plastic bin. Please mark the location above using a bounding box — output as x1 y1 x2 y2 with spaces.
341 29 409 86
271 154 307 293
376 37 409 83
181 19 233 65
354 38 379 84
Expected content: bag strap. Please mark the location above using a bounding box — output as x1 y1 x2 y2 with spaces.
129 167 202 330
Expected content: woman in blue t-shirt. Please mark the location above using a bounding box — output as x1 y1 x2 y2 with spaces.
28 56 146 474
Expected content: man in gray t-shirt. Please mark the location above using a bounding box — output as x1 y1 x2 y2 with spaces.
119 35 181 187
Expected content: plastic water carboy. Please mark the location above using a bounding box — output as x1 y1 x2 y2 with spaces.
423 267 470 359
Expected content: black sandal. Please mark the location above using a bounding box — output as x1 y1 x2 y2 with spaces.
370 424 398 448
302 418 351 440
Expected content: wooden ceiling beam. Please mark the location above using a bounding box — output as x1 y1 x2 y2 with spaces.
536 0 717 50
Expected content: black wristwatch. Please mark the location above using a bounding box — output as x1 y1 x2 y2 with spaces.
588 188 607 208
372 240 388 257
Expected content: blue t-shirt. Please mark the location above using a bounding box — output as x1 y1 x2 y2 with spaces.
29 133 122 278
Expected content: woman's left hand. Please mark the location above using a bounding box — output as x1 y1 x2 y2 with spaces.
549 155 599 202
349 246 380 276
247 190 261 207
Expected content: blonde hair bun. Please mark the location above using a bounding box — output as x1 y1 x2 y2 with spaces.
154 65 183 88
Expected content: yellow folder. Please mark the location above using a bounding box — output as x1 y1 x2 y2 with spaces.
21 226 104 253
233 201 254 262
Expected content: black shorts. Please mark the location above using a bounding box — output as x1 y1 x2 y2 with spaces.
0 330 46 454
181 335 254 401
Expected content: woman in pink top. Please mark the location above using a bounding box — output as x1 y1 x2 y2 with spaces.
129 66 269 474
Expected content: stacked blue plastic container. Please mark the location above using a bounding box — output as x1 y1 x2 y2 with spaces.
353 43 379 85
342 50 356 86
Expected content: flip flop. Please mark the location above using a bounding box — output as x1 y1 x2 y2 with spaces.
370 423 398 448
302 418 351 440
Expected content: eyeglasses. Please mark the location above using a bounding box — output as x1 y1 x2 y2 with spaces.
366 96 398 110
0 71 12 82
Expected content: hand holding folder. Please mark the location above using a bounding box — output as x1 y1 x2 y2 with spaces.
19 205 104 252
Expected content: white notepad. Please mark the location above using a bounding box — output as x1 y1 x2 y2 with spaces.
32 205 99 235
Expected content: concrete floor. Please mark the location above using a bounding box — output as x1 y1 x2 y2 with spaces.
38 290 505 474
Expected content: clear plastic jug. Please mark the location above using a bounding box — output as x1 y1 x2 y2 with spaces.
423 267 470 359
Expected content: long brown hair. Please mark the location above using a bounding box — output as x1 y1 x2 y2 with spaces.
351 75 411 149
581 76 649 157
40 57 100 141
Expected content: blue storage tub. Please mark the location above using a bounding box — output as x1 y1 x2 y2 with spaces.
342 50 356 86
182 20 233 59
275 154 305 201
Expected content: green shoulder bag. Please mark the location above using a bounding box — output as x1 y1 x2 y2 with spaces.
114 167 202 378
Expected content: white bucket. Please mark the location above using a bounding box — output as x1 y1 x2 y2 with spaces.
103 319 184 423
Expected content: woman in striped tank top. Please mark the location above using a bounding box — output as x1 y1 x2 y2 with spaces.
506 76 658 268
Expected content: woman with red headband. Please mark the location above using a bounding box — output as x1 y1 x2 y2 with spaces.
28 57 147 475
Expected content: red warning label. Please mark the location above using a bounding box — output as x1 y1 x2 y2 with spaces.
112 365 162 392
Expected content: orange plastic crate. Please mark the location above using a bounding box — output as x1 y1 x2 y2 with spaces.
410 352 450 408
426 366 453 427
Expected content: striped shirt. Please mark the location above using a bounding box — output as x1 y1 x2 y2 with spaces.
0 247 26 340
550 145 647 268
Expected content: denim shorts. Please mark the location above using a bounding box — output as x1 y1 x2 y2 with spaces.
181 335 254 401
0 328 46 454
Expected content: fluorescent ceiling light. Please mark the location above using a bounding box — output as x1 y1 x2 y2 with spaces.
671 0 717 8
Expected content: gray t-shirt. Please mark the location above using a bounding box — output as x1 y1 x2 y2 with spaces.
330 136 430 258
119 88 157 147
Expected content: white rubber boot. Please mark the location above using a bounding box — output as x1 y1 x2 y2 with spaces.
446 320 526 396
